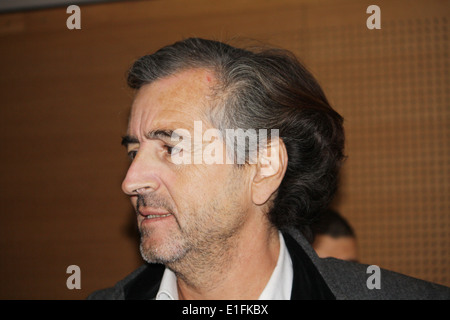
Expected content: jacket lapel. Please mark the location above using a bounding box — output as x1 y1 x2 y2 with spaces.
283 232 336 300
124 263 165 300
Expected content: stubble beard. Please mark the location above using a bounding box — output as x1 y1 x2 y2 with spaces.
139 200 246 272
139 224 191 265
137 172 248 288
163 205 245 290
136 193 191 265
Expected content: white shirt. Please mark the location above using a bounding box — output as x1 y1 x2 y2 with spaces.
156 231 293 300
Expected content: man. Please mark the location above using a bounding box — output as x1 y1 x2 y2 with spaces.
89 38 449 300
311 209 358 262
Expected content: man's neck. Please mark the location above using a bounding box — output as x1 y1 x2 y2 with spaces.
167 219 280 300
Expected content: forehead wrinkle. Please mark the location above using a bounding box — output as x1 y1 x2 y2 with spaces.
154 70 215 120
157 68 214 97
130 69 218 138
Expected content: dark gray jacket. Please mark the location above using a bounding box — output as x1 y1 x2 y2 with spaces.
88 228 450 300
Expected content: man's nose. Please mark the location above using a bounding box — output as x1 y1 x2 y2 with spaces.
121 149 161 196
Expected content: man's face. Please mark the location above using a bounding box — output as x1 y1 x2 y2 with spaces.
313 235 358 262
121 69 251 266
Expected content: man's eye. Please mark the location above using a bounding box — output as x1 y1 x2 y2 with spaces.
165 145 182 155
128 150 137 160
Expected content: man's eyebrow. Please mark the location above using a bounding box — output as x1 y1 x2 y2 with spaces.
146 129 176 140
121 135 139 147
121 130 181 146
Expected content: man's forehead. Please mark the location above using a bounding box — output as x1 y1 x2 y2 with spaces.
128 68 216 134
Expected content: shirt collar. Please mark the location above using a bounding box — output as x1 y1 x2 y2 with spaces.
257 231 293 299
155 267 178 300
155 231 293 300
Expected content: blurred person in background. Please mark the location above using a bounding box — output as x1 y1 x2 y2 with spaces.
311 209 358 262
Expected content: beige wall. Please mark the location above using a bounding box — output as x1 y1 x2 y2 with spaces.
0 0 448 299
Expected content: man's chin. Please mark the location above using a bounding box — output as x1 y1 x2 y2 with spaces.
139 236 188 265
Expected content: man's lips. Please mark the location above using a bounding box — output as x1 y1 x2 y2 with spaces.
138 208 173 220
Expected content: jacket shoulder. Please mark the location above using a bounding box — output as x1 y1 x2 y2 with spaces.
87 265 150 300
319 257 450 300
285 227 450 300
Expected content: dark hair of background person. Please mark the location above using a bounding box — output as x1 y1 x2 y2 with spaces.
310 208 355 242
127 38 345 241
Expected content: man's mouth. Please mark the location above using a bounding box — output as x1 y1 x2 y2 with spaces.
143 213 172 219
138 208 173 221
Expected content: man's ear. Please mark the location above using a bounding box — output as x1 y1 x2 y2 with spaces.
251 138 288 206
